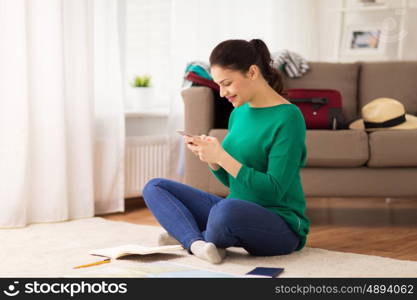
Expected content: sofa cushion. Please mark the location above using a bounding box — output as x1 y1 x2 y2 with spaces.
301 167 417 197
210 129 369 168
367 130 417 167
359 61 417 115
306 130 369 167
284 62 360 128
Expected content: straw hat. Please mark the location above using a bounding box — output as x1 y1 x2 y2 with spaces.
349 97 417 131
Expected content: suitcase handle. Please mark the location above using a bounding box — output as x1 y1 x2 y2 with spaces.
289 97 328 111
289 97 328 104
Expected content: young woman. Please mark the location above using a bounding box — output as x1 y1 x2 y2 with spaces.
143 39 310 264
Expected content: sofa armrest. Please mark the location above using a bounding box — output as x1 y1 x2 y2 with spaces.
181 87 215 191
181 86 215 135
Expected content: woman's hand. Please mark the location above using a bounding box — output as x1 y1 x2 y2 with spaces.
184 134 242 178
184 135 224 165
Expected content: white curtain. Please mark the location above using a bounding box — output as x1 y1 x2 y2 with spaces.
167 0 319 180
92 0 125 214
0 0 124 228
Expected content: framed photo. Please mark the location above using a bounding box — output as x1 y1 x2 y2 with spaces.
343 24 386 56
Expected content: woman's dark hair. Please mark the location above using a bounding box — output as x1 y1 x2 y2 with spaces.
209 39 284 94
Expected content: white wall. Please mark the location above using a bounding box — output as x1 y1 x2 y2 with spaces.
317 0 343 61
404 0 417 60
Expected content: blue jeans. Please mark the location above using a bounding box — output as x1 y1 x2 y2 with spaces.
143 178 300 256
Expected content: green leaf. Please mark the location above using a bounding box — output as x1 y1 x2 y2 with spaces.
131 74 151 87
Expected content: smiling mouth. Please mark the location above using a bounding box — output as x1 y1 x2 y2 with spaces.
227 95 237 102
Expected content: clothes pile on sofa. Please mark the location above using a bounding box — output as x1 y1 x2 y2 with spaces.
182 49 309 90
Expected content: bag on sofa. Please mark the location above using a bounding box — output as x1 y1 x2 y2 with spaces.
283 88 344 130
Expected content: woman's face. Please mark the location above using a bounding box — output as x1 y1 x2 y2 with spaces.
210 65 256 107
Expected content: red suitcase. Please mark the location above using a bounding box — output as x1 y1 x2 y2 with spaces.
283 88 344 130
184 71 220 92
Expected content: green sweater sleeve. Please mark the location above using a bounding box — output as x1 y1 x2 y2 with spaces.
209 166 230 187
234 112 306 206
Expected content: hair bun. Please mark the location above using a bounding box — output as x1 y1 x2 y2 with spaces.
249 39 264 49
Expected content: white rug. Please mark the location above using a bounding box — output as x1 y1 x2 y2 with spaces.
1 217 417 277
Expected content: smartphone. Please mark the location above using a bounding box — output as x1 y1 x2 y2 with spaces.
177 130 199 145
176 130 193 137
245 267 284 278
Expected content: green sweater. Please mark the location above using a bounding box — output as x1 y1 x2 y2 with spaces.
210 103 310 250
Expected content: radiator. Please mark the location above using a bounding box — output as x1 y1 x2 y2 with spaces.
124 135 169 198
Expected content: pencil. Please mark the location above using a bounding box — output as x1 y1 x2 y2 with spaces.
73 258 111 269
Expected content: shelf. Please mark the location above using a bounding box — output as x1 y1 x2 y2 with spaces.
333 0 415 61
330 5 415 13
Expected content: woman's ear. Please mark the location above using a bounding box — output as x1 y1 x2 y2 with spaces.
246 65 259 80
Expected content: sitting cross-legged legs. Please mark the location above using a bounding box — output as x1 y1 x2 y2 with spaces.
143 178 300 263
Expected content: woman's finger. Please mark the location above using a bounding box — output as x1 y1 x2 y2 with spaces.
184 136 194 144
187 144 201 152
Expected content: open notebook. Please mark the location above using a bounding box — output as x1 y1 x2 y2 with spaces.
89 244 184 259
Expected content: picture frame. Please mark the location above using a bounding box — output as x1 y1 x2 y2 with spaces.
342 24 386 56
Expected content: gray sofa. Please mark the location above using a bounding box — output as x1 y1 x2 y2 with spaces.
181 61 417 198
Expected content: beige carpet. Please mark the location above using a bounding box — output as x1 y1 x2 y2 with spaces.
1 217 417 277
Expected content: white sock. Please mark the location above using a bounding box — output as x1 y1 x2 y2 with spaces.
158 232 181 246
190 240 226 264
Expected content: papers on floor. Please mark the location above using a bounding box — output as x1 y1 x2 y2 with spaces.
89 244 184 259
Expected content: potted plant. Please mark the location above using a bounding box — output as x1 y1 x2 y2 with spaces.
131 74 153 110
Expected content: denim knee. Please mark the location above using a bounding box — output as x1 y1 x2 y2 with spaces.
208 199 243 229
143 178 166 201
144 177 166 189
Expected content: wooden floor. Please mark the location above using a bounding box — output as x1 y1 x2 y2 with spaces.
103 196 417 261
